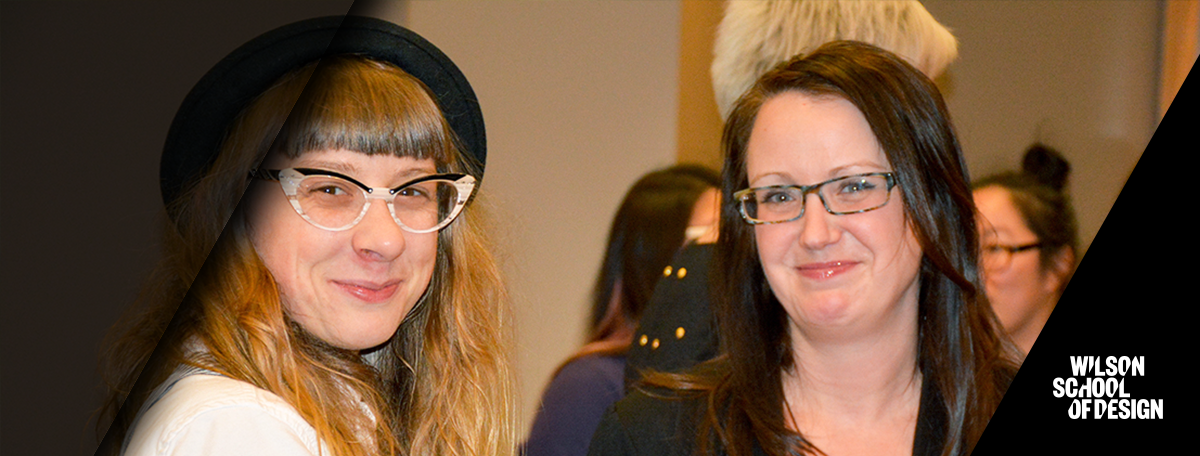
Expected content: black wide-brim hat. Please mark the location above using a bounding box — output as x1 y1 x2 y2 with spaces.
159 15 486 210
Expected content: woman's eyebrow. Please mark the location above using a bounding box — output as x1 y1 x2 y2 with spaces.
825 161 889 176
297 159 360 176
748 172 789 186
748 162 888 186
395 167 437 179
294 160 436 181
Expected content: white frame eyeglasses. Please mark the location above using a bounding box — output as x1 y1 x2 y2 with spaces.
252 167 476 233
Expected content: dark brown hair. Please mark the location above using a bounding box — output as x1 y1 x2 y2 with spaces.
668 40 1018 456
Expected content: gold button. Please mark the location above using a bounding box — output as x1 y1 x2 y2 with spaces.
675 327 686 339
663 266 673 277
677 267 687 279
639 335 648 346
651 338 660 349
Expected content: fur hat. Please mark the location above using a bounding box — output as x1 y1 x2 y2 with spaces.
711 0 958 120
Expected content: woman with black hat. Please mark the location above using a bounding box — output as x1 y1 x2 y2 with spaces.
96 16 513 456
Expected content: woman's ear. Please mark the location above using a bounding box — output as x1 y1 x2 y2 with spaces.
1044 247 1076 294
687 189 722 245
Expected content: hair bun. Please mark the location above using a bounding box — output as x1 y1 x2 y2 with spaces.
1021 143 1070 191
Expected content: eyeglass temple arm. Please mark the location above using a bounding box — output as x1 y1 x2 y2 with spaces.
248 169 281 181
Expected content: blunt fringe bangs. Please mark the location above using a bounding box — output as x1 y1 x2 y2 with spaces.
272 56 459 171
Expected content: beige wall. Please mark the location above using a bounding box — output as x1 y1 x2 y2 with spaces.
392 0 682 432
922 0 1161 259
377 0 1167 437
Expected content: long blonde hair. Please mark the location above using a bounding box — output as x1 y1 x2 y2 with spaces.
97 56 515 456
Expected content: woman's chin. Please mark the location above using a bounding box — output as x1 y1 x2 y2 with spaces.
317 325 398 351
788 296 858 333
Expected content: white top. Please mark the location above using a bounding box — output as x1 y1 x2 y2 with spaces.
122 368 326 456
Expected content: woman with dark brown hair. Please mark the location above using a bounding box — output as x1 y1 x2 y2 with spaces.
588 41 1019 456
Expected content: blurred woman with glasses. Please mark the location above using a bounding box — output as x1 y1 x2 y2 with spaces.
588 41 1019 456
96 17 514 456
973 144 1078 355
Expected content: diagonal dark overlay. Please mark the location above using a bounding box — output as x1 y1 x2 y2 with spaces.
1 3 356 456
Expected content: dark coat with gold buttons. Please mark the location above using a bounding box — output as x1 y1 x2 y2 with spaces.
624 243 718 386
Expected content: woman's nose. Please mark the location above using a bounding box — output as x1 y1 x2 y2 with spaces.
798 194 839 249
351 199 407 262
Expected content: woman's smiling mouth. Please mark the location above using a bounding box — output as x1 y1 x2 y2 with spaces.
333 279 401 303
796 261 857 280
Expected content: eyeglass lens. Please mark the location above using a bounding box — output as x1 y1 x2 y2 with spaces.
292 175 461 231
741 174 892 223
981 246 1016 269
981 243 1039 269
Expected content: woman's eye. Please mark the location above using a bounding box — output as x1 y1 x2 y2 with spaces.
299 178 356 200
398 186 432 200
761 190 793 204
838 179 876 194
314 185 347 195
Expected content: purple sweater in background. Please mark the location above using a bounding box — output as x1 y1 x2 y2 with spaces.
523 355 627 456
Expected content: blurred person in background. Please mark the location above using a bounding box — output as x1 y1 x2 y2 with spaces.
524 165 721 456
973 143 1078 355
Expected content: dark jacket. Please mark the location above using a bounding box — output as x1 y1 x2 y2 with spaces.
587 378 948 456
